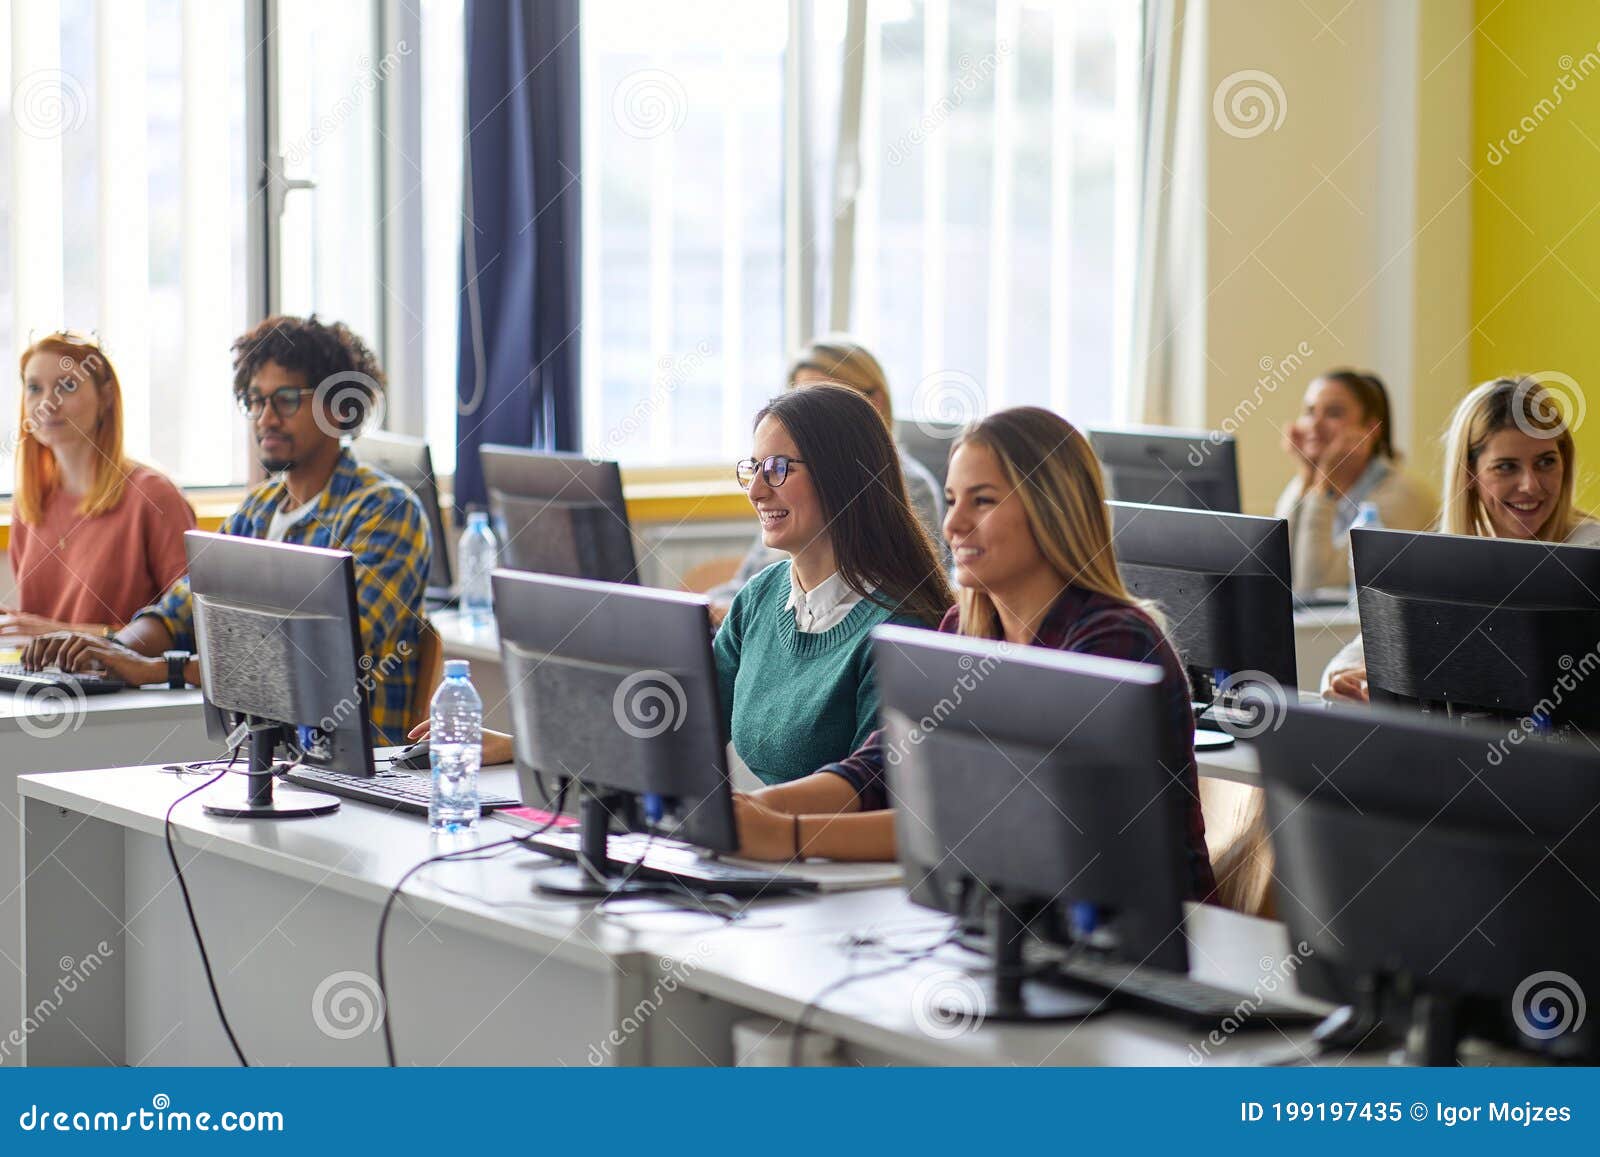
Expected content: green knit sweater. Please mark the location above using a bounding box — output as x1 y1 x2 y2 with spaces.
713 561 925 786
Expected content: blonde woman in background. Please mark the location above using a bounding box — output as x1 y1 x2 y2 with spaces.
1275 369 1436 595
707 337 944 627
1214 375 1597 916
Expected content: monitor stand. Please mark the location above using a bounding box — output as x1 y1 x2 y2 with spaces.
202 720 341 819
953 897 1101 1023
532 785 656 899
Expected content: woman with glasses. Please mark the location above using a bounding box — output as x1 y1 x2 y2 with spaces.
727 407 1216 903
3 332 195 636
707 337 943 627
412 384 952 782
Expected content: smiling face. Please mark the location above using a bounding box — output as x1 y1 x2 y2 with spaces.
22 351 105 452
745 414 828 557
1293 377 1379 467
1470 427 1567 540
943 441 1048 593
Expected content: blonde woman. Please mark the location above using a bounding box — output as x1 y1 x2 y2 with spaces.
1213 375 1598 917
707 337 943 626
2 332 194 636
728 406 1216 902
1324 375 1598 701
1275 369 1436 594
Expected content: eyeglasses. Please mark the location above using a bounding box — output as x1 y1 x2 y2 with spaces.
736 455 807 489
237 387 316 420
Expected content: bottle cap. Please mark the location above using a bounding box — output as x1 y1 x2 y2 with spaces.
444 659 471 679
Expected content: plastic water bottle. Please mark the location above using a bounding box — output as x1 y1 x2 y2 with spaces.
428 659 482 832
1348 501 1382 595
458 509 499 631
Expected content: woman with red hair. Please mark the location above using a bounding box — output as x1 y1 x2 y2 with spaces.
2 332 194 636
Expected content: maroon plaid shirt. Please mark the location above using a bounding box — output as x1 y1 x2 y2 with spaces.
823 589 1216 902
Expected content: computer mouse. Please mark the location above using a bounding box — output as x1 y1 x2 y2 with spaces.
391 739 431 770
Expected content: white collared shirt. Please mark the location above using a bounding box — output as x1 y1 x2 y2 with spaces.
786 567 868 633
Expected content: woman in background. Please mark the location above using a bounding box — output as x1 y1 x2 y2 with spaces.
1275 369 1436 595
3 332 194 637
708 337 943 626
729 407 1216 903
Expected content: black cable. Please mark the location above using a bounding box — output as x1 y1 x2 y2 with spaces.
164 742 249 1067
788 925 961 1066
376 781 569 1067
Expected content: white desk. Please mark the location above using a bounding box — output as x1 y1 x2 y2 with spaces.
430 610 510 731
1 686 208 1065
19 762 1326 1068
1292 603 1361 690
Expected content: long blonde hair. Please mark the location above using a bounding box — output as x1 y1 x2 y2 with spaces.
1439 377 1585 540
950 407 1162 639
14 333 130 524
786 336 893 423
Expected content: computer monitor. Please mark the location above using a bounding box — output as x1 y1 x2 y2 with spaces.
491 569 736 896
893 418 961 490
874 625 1193 1020
1352 526 1600 729
1109 501 1297 716
1089 426 1241 513
480 445 638 584
354 431 454 600
1256 701 1600 1064
185 530 379 819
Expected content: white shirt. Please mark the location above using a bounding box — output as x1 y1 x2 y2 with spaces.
266 489 324 541
785 567 868 633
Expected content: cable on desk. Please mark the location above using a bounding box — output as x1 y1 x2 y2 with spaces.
376 780 569 1067
163 741 249 1067
788 925 962 1067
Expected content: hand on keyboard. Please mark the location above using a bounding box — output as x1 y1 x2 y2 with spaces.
21 631 167 688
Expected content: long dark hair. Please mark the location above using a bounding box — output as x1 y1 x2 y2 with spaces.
754 385 951 627
1321 368 1396 461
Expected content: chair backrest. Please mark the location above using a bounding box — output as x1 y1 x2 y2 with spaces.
407 619 445 732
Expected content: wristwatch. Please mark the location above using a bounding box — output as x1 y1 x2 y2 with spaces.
163 650 192 691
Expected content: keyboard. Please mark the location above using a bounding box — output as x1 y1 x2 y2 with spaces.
0 663 127 695
1194 701 1267 731
522 830 818 898
1056 955 1325 1028
284 765 520 816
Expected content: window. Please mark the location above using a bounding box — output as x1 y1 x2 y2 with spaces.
0 0 252 488
577 0 1142 465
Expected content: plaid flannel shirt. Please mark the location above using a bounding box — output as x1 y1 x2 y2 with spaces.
136 449 431 746
822 591 1217 903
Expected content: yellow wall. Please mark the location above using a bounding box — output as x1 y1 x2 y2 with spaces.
1473 3 1600 508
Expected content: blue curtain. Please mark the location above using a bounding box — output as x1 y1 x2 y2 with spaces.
454 0 582 513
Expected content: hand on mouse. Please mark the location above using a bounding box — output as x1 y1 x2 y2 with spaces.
406 720 515 766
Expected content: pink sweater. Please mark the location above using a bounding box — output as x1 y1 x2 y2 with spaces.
9 463 196 628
